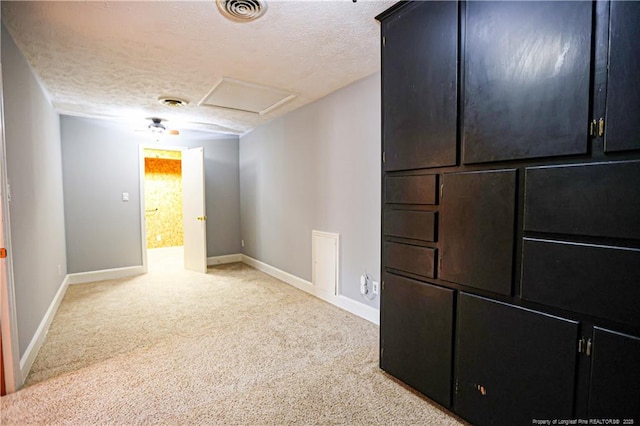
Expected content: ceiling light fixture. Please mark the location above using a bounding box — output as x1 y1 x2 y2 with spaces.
217 0 267 22
148 117 166 134
158 96 189 108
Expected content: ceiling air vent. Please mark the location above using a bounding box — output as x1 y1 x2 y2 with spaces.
217 0 267 22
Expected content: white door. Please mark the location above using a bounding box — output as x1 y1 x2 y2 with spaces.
312 231 339 296
182 147 207 273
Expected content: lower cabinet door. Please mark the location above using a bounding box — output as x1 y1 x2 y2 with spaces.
455 293 579 425
588 327 640 420
380 273 454 407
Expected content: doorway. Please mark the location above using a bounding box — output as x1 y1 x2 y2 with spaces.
143 148 184 272
139 145 208 274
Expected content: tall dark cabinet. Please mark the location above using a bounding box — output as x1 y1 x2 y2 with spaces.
378 1 640 424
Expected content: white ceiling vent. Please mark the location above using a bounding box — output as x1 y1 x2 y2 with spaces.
199 78 296 115
217 0 267 22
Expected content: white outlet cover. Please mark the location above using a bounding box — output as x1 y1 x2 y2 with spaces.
122 192 129 202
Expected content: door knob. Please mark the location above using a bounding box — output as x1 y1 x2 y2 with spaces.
197 216 207 221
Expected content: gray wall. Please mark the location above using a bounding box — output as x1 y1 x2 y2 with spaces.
61 115 241 273
2 24 67 357
240 73 381 307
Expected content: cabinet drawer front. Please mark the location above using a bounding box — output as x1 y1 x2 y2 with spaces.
385 175 437 205
521 238 640 326
384 210 436 242
385 242 436 278
381 273 453 407
524 161 640 240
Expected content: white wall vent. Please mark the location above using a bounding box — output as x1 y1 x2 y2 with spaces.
199 78 295 115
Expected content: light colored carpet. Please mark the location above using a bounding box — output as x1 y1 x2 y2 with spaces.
1 249 465 425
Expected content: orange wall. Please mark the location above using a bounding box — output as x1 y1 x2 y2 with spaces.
144 150 183 248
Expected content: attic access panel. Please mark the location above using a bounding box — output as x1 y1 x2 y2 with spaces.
199 77 295 115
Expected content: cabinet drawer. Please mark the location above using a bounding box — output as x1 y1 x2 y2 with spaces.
385 242 436 279
521 238 640 326
385 175 437 205
524 161 640 240
384 210 436 242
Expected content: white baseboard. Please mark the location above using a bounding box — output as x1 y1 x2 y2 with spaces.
207 254 242 266
241 255 379 325
66 265 146 285
20 275 70 380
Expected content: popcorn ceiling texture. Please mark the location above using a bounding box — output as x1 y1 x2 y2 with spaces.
1 1 394 135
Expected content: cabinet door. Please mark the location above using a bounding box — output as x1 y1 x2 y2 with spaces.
521 238 640 327
380 273 454 408
440 170 516 295
455 293 579 425
524 161 640 240
382 1 457 171
463 1 592 164
588 328 640 419
604 1 640 153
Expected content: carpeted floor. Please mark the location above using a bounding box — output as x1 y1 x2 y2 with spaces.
1 248 465 425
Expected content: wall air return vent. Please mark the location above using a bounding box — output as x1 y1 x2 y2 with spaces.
199 78 296 115
217 0 267 22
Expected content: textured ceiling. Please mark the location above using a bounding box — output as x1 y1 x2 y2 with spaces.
2 0 394 135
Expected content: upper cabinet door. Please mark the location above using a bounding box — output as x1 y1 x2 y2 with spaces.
381 1 458 171
463 1 593 164
604 1 640 153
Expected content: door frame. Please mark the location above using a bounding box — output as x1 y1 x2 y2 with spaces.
138 144 186 272
0 61 22 393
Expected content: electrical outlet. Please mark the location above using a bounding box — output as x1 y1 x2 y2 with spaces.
360 275 368 295
372 280 379 295
241 239 245 247
156 235 162 241
57 264 62 276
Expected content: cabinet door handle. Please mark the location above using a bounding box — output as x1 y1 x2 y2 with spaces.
598 118 605 137
586 338 592 357
578 337 585 353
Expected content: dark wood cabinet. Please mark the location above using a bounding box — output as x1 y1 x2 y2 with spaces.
521 238 640 327
384 210 436 242
605 1 640 153
524 161 640 240
463 1 592 164
455 293 578 425
440 170 516 295
378 1 640 424
384 242 436 279
380 273 454 408
588 328 640 419
385 174 437 205
382 1 458 171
